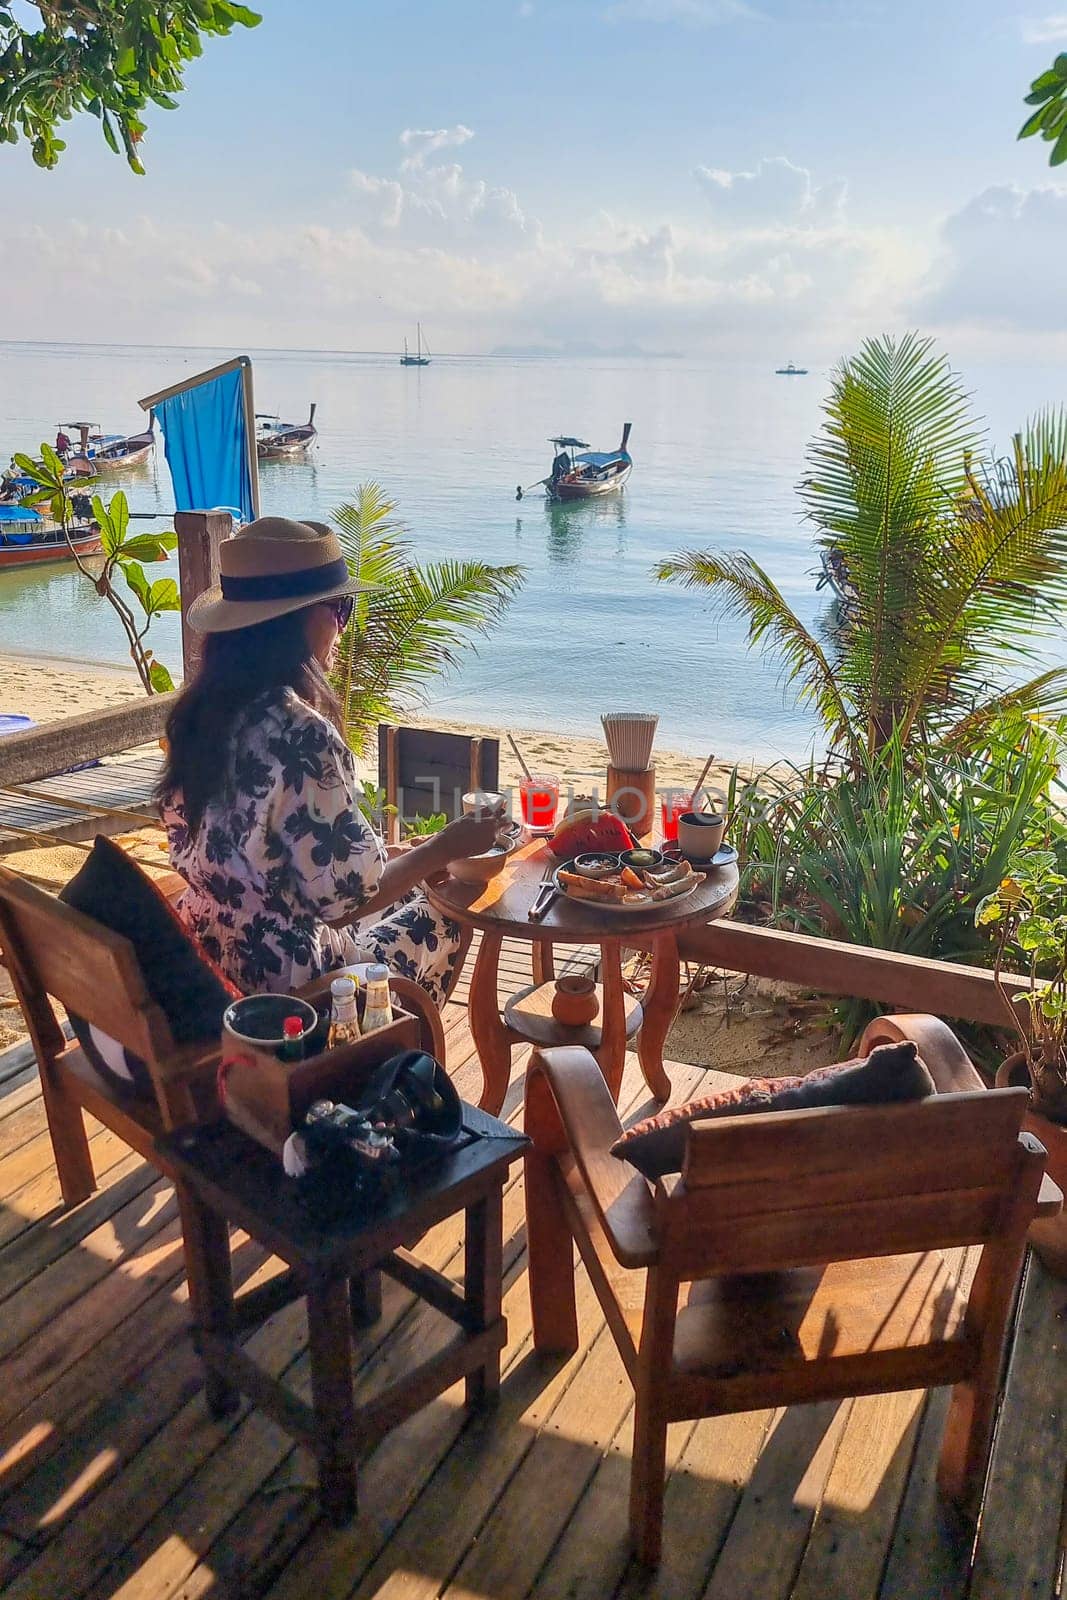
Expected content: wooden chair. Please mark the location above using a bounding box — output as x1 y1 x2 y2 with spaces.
0 863 449 1208
0 862 221 1206
378 723 500 845
523 1016 1063 1564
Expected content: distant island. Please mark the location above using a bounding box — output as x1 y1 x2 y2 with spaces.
490 341 684 359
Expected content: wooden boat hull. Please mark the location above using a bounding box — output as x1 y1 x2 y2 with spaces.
257 429 316 460
0 528 102 569
93 441 154 472
550 461 632 501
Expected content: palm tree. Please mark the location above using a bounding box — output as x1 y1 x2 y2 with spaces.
657 333 1067 759
329 482 524 753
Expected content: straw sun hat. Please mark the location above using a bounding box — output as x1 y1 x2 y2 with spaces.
188 516 375 634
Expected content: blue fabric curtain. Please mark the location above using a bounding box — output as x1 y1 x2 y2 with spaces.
152 365 255 523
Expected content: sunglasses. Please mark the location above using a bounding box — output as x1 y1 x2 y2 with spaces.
330 595 355 630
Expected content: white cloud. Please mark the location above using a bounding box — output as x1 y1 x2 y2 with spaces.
918 182 1067 335
399 125 475 172
351 128 532 247
1022 14 1067 42
0 141 925 357
604 0 760 23
694 155 847 224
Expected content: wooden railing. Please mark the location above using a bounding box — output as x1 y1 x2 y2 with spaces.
677 919 1025 1030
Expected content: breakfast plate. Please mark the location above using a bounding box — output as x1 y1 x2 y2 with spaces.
552 854 706 913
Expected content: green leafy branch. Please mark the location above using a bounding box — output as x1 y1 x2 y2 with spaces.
0 2 260 171
16 442 178 692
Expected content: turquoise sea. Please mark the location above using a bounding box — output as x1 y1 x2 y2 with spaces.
1 341 1064 763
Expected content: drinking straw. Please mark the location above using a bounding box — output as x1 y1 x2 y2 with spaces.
690 750 716 806
507 732 533 783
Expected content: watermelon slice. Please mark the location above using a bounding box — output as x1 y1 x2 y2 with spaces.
547 810 636 860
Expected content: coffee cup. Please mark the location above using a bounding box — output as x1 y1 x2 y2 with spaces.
462 789 506 818
675 810 726 861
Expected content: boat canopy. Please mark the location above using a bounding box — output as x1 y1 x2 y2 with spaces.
0 504 41 523
549 436 590 449
574 449 627 467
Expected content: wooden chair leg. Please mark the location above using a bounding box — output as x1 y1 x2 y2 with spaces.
630 1394 669 1566
38 1063 96 1207
523 1148 579 1354
937 1376 998 1522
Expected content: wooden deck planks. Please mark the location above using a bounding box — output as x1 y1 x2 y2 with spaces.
0 1016 1062 1600
968 1256 1067 1600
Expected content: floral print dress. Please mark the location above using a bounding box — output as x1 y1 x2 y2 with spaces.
159 687 463 1006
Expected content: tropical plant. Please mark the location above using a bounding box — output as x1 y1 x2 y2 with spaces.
0 1 260 171
329 482 524 755
729 723 1067 1043
976 854 1067 1124
1019 52 1067 165
403 812 449 838
16 443 178 692
657 334 1067 761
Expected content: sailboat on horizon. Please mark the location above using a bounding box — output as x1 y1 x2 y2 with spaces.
400 324 431 366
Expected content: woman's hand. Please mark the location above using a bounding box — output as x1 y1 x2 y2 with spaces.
439 809 505 861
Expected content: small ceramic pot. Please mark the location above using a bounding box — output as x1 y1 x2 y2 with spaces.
996 1051 1067 1278
676 810 726 861
551 975 599 1028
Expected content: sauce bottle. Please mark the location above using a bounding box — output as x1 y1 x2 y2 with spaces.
279 1014 306 1062
328 975 362 1048
361 965 394 1033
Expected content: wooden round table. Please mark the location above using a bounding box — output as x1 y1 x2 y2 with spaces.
426 838 739 1114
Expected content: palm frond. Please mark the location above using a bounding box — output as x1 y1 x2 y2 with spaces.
936 669 1067 752
329 482 524 752
656 549 856 750
802 332 983 748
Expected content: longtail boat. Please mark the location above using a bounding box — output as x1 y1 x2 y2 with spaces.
61 420 155 473
255 404 318 460
517 423 633 502
0 506 102 569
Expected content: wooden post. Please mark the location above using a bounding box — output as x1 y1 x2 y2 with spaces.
174 510 232 678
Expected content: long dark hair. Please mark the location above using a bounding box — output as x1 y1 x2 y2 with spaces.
156 608 341 834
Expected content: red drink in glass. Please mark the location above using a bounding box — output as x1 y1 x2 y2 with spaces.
520 774 559 832
660 791 692 843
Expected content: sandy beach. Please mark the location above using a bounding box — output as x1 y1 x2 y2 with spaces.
0 651 760 798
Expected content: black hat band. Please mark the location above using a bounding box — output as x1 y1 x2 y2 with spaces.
219 556 349 602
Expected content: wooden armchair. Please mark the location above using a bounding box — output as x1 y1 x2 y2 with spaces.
0 862 223 1206
523 1016 1063 1565
0 863 449 1209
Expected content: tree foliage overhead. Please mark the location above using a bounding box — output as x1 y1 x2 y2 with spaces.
657 333 1067 760
1019 51 1067 164
0 2 260 171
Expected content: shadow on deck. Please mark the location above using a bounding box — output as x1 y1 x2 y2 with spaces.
0 1003 1063 1600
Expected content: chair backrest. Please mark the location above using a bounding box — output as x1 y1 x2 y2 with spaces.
661 1088 1032 1278
378 724 500 842
0 864 174 1068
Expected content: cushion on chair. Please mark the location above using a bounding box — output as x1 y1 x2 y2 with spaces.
611 1040 936 1180
59 836 238 1098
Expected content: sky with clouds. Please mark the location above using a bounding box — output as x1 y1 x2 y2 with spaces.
2 0 1066 360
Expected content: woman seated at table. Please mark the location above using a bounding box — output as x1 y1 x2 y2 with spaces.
156 515 501 1006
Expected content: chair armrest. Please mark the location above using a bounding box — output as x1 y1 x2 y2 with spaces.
858 1013 986 1093
531 1046 658 1268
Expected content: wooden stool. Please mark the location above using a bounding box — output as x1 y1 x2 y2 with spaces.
161 1104 528 1525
